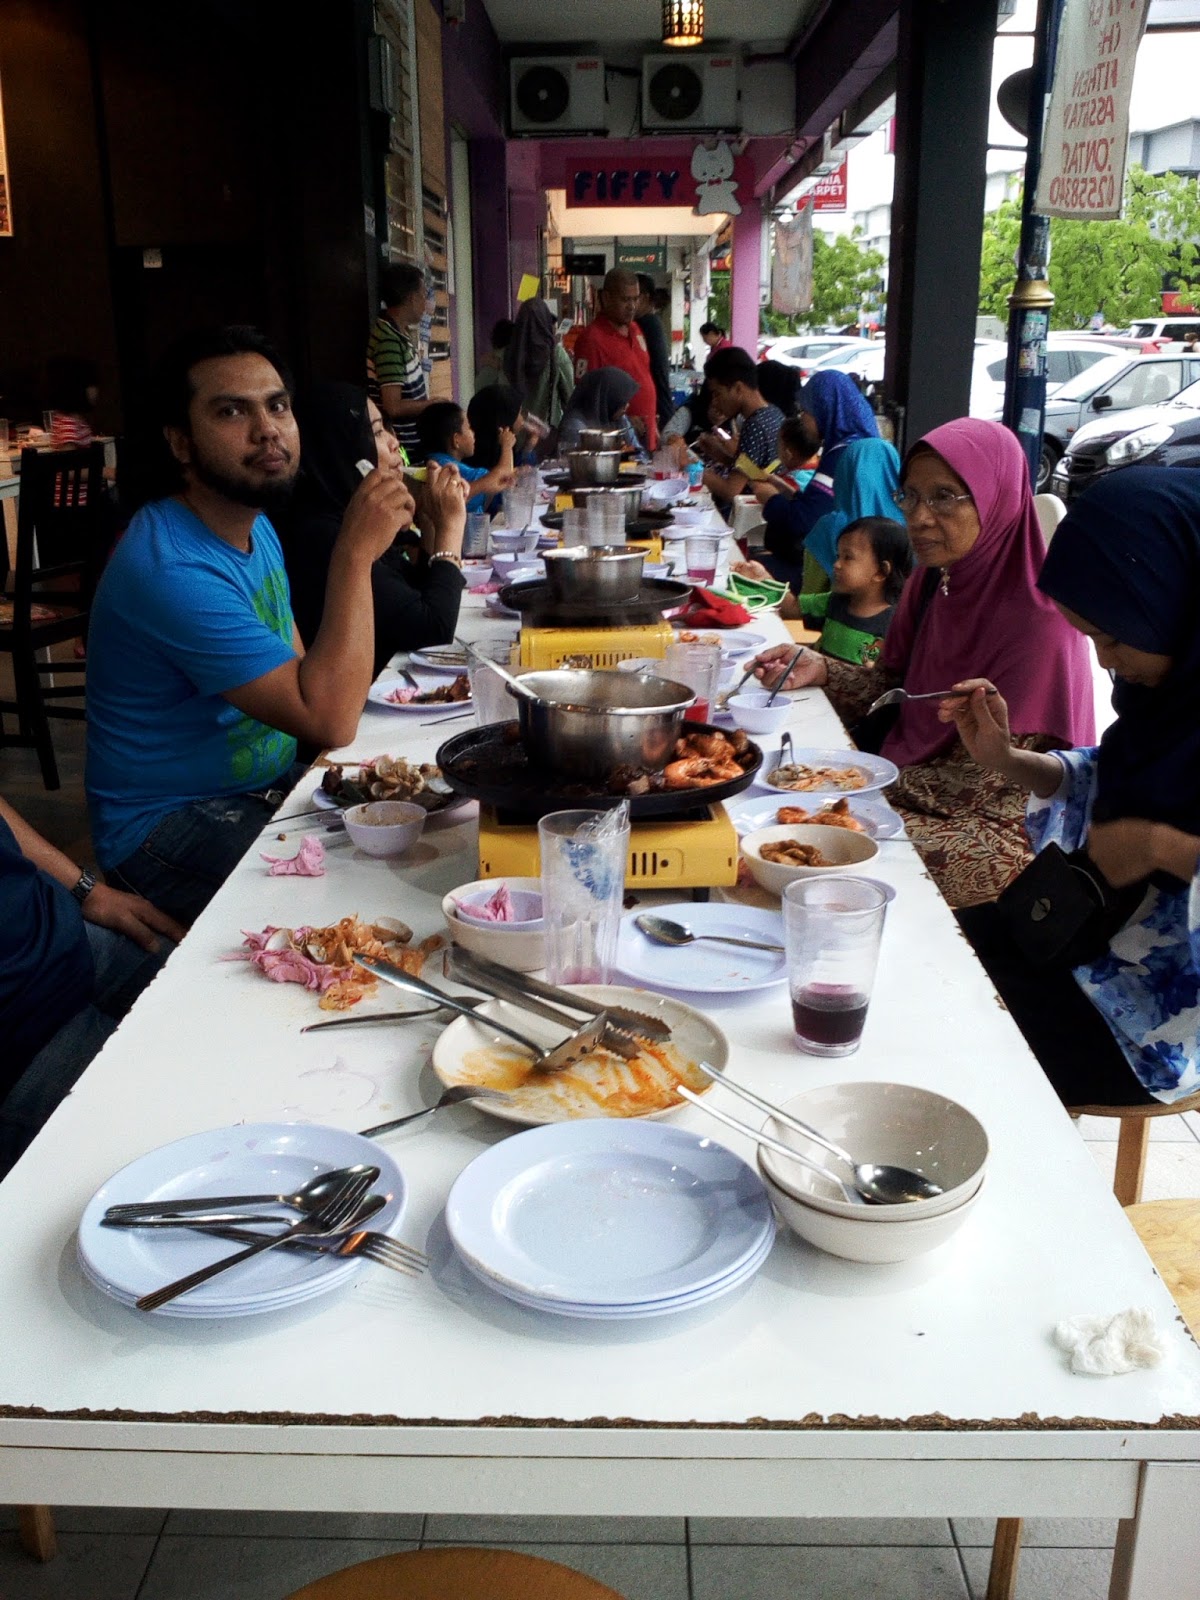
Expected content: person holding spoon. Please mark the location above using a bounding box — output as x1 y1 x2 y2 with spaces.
749 418 1095 909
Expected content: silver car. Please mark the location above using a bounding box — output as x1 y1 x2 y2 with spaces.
1038 351 1200 491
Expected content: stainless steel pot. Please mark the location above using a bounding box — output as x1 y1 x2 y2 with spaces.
541 546 646 605
508 669 694 779
566 450 621 486
578 427 624 452
571 482 645 525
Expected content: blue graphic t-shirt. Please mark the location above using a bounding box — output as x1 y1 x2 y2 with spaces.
86 499 299 868
426 453 490 513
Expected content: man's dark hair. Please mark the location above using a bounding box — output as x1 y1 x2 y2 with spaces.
636 273 655 299
418 400 465 457
842 515 914 605
704 346 759 391
380 262 425 310
491 318 516 349
699 321 725 338
151 325 292 435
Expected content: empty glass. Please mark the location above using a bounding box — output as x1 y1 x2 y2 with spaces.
502 487 536 531
585 496 625 547
663 639 721 723
538 804 631 984
463 512 491 558
783 878 888 1057
560 508 588 545
685 532 721 586
467 638 520 726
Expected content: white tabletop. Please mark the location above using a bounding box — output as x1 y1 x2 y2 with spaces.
2 579 1198 1596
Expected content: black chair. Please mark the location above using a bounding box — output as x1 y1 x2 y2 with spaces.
0 444 105 789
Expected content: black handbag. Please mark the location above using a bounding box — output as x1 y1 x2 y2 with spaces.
996 842 1146 968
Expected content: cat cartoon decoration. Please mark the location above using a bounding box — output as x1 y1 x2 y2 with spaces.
691 142 741 217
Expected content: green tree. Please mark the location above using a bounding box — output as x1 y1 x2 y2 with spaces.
979 166 1200 329
804 229 886 329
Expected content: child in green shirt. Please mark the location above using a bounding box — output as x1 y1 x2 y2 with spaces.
799 515 913 666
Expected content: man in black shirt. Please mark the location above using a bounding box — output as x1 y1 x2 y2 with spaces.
636 275 674 429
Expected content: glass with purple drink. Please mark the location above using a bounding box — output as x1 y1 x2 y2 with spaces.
782 878 887 1057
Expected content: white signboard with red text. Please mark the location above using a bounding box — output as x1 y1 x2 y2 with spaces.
1034 0 1150 220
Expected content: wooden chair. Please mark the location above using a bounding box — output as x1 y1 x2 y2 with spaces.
14 1505 56 1561
284 1546 628 1599
0 443 105 788
986 1197 1200 1599
1067 1089 1200 1207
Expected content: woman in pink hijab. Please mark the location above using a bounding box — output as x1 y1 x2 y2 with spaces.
753 418 1095 907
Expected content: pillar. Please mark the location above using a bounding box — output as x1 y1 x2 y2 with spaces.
729 195 763 356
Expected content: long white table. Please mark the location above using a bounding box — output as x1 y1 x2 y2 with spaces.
2 593 1199 1600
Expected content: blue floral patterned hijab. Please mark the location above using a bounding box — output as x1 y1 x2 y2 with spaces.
804 437 903 577
1038 465 1200 832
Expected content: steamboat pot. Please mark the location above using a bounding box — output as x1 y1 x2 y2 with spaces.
541 546 645 606
577 427 624 452
570 482 645 525
508 668 694 780
566 450 621 486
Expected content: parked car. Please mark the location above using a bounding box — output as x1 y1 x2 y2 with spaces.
1050 375 1200 500
1037 351 1200 491
1126 316 1200 348
804 339 1012 421
759 335 871 377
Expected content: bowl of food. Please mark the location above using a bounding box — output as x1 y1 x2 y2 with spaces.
741 824 879 896
758 1082 989 1223
342 800 427 858
441 877 546 972
454 882 544 931
726 691 791 736
760 1157 984 1263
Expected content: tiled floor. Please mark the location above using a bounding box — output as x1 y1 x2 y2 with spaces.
4 671 1198 1598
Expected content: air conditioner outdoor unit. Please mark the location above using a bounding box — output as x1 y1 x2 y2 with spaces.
510 57 606 135
641 53 739 132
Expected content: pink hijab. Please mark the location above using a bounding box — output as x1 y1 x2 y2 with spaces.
880 418 1095 768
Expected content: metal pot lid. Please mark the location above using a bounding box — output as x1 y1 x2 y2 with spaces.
498 577 691 623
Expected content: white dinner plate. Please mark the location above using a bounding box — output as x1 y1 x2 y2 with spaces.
614 904 786 995
431 984 728 1127
716 632 766 656
730 795 905 840
409 646 471 674
367 682 472 713
755 746 900 799
445 1119 773 1308
78 1123 405 1318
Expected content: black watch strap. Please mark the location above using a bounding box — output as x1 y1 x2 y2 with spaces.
70 869 98 906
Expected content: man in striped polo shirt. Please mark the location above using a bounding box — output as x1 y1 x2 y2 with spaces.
366 263 432 461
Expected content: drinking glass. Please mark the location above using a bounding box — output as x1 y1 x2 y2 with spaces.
538 804 631 984
560 508 588 545
42 410 54 436
663 639 720 723
685 532 721 586
783 878 888 1057
502 487 536 531
463 512 491 558
467 638 519 726
585 495 625 547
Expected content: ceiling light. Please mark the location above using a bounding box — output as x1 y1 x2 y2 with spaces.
662 0 704 48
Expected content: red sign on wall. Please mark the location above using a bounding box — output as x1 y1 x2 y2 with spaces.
810 161 848 213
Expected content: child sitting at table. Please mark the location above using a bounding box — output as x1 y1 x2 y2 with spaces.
755 413 821 498
418 401 517 513
799 515 912 665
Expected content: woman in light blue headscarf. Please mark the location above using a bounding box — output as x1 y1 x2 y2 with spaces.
759 369 878 590
805 437 903 579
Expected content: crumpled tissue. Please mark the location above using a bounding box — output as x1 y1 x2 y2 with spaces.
1054 1307 1168 1375
261 836 326 877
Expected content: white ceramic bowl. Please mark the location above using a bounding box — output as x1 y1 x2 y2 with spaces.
441 877 546 972
760 1157 984 1263
726 691 791 735
454 885 544 931
741 824 879 896
643 561 673 579
491 530 539 555
342 800 427 858
491 552 544 582
758 1082 989 1221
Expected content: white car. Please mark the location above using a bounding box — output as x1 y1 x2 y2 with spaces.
760 335 870 376
805 340 1007 419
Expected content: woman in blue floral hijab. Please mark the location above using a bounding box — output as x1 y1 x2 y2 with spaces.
953 466 1200 1108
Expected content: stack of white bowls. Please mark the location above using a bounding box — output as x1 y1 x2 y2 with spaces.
757 1081 988 1263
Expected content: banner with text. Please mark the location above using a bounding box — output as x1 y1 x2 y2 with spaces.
1033 0 1150 220
810 161 849 213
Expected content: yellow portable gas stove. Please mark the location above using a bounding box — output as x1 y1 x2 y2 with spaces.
504 573 690 672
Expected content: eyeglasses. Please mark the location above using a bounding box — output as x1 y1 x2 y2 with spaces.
892 487 974 519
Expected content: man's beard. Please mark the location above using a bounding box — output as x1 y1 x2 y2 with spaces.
187 441 298 515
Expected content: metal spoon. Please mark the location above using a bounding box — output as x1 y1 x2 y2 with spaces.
635 913 784 955
694 1062 943 1205
462 641 540 702
867 684 999 716
103 1162 379 1222
359 1085 513 1137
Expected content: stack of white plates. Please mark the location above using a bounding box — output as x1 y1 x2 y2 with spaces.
446 1120 774 1320
77 1123 406 1319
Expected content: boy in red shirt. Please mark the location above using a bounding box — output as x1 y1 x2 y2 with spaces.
573 269 658 450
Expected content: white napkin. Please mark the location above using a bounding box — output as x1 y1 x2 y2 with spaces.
1054 1307 1168 1375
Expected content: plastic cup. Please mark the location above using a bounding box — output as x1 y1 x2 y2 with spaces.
783 878 888 1057
538 805 631 985
502 488 536 531
585 496 626 547
467 639 520 726
561 508 588 544
685 532 721 587
463 512 491 558
664 639 721 724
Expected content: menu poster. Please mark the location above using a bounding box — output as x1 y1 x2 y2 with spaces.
0 73 10 236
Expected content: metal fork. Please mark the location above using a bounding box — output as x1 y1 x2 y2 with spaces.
189 1224 427 1278
135 1170 378 1312
866 685 999 716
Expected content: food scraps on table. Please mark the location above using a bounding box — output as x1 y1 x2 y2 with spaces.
382 674 470 706
759 839 832 867
459 882 514 922
236 916 443 1011
260 836 326 876
767 761 868 792
449 1037 713 1121
321 755 451 811
775 799 866 832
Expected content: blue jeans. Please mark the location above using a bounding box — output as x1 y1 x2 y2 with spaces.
0 923 172 1179
106 763 308 925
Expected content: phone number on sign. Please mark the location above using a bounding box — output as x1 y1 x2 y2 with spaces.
1046 172 1116 211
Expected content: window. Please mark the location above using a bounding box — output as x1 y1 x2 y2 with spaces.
986 358 1007 382
1045 351 1075 386
1104 361 1184 410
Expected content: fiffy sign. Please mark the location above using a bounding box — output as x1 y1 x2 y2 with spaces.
1034 0 1150 219
565 142 746 216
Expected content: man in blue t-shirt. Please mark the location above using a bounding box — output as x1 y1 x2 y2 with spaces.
87 326 414 923
0 795 184 1179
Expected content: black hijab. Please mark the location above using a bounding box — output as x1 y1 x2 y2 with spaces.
756 359 801 417
467 383 523 470
1038 466 1200 832
289 382 374 529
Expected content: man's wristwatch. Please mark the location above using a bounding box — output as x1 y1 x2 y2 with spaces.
70 869 98 906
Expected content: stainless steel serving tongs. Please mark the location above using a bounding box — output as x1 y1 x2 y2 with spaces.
445 947 673 1044
446 947 640 1059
